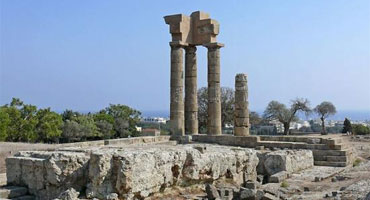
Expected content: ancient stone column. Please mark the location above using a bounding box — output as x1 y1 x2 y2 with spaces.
234 73 250 136
185 45 198 135
205 43 224 135
170 41 186 136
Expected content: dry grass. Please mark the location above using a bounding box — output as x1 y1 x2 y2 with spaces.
0 142 56 173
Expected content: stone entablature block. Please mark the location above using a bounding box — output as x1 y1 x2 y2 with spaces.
164 11 219 45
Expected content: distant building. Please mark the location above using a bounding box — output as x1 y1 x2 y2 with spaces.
269 120 284 133
135 126 142 132
141 128 160 136
141 117 167 124
301 121 311 127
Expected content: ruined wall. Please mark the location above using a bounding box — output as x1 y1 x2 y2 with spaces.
6 144 259 200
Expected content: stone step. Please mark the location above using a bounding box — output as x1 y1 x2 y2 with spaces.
314 161 347 167
321 138 343 146
0 186 28 199
312 149 352 157
259 136 323 144
314 155 348 162
13 195 35 200
260 136 345 146
257 141 332 150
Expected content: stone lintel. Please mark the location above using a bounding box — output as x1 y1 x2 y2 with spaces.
169 41 188 47
204 42 225 48
164 14 189 25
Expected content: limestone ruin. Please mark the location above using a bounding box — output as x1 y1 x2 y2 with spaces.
164 11 224 136
234 74 250 136
0 10 360 200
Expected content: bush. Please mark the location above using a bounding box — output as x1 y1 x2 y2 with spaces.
352 124 370 135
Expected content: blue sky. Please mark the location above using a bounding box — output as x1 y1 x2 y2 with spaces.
1 0 369 114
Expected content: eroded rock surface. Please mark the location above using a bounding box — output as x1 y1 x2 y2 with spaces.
6 151 89 200
6 144 259 200
257 150 314 176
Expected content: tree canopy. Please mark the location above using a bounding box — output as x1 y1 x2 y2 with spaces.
263 98 311 135
342 118 352 134
0 98 141 143
314 101 336 134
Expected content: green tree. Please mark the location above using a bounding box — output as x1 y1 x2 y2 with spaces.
0 107 10 141
94 111 115 139
263 98 311 135
250 111 262 126
3 98 38 142
76 114 99 140
1 105 22 141
61 109 80 121
62 120 82 142
95 120 114 139
18 104 39 142
221 87 235 128
342 118 352 134
197 87 208 133
314 101 337 135
104 104 141 138
36 108 63 143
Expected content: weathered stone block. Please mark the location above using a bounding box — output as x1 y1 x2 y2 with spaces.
257 150 314 176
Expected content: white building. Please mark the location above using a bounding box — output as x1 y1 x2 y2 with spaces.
141 117 167 124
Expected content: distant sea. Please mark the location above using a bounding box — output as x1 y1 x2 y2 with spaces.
141 110 370 121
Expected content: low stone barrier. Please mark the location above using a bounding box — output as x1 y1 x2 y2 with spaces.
104 136 170 145
192 134 259 148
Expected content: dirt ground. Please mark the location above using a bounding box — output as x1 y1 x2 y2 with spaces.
0 142 56 173
278 135 370 199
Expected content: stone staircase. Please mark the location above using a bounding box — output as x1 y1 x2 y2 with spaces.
0 186 34 200
258 136 353 167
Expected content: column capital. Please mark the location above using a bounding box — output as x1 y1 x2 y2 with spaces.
170 41 188 48
185 45 197 54
203 42 224 49
235 73 247 82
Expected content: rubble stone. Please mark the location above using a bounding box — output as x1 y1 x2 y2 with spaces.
257 150 313 176
240 187 256 200
56 188 80 200
206 184 220 200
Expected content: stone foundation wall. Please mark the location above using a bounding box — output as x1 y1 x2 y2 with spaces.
6 144 259 200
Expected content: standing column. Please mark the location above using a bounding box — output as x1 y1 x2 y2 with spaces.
185 45 198 135
234 74 250 136
205 43 224 135
170 41 186 136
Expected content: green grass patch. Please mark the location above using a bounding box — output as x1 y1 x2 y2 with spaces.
353 158 362 167
280 180 289 188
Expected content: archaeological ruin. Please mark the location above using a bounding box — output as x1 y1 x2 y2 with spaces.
0 11 361 200
164 11 225 136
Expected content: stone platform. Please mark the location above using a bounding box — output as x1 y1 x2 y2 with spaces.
3 135 354 199
191 134 354 167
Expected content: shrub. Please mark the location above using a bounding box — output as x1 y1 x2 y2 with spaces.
353 158 362 167
352 124 370 135
280 180 289 188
